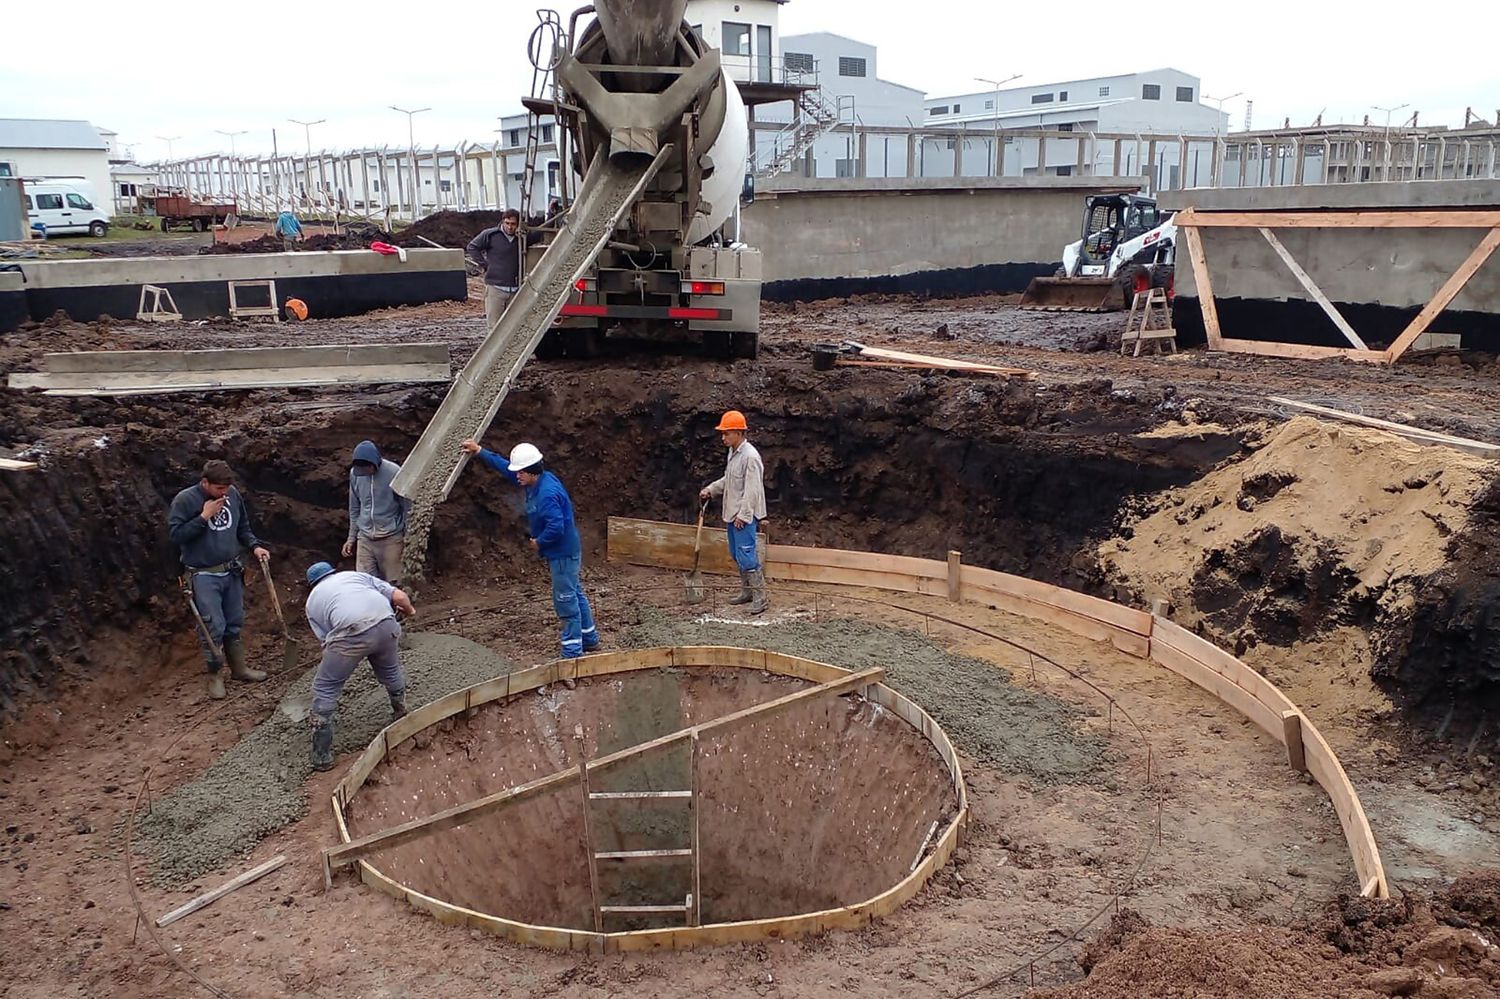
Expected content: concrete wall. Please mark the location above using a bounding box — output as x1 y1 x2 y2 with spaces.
5 248 466 331
1162 181 1500 347
742 175 1144 299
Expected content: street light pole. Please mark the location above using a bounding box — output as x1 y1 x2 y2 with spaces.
390 106 431 219
1372 103 1410 134
155 135 180 190
975 74 1021 176
290 118 325 209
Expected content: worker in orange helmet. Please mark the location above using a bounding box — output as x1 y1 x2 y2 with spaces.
699 410 768 614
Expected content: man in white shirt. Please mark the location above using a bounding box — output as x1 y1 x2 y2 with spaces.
303 561 415 772
699 409 768 614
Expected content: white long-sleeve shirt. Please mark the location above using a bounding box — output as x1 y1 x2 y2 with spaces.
706 440 767 524
304 571 397 644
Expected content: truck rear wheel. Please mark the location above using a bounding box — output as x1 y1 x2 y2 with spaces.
192 218 206 232
731 332 758 360
160 218 171 232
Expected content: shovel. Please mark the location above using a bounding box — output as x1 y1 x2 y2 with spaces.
259 561 302 671
684 499 709 605
180 575 227 672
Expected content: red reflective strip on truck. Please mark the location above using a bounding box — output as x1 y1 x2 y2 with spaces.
558 304 730 320
667 307 725 320
560 305 608 316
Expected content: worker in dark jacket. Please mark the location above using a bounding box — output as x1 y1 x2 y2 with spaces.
342 440 409 584
460 438 598 661
167 459 271 699
465 208 523 333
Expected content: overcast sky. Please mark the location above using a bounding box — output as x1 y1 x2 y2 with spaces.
3 0 1496 161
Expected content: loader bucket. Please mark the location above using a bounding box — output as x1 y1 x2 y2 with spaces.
1018 277 1127 312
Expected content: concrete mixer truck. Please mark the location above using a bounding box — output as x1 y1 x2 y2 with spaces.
530 0 761 359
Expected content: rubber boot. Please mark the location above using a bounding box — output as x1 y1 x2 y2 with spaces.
310 711 336 772
389 688 407 721
727 569 753 605
224 638 266 682
747 569 768 616
205 668 226 700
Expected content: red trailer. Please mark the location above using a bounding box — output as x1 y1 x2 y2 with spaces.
146 191 237 232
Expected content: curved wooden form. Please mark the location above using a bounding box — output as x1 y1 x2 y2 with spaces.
607 521 1391 900
327 646 969 953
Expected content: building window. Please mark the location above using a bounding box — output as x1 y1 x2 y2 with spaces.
509 129 521 147
835 158 859 178
722 21 751 56
542 124 554 142
1099 86 1110 97
1142 84 1161 100
372 180 380 192
784 51 814 73
0 162 13 177
928 106 950 116
1055 165 1073 176
984 99 993 109
1057 123 1075 132
838 56 866 77
1059 90 1068 101
954 103 961 113
1176 86 1194 102
1031 93 1054 104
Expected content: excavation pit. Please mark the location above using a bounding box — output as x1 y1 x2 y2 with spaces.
330 647 966 952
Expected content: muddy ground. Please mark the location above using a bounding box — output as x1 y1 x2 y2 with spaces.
2 287 1500 996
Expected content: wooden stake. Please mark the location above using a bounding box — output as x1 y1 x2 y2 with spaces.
690 733 702 928
1281 710 1308 773
576 725 603 933
156 855 288 927
947 550 962 603
1180 225 1224 348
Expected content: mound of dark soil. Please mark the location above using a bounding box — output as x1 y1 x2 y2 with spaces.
389 210 506 248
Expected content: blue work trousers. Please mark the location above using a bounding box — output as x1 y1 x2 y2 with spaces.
190 570 244 669
726 518 761 572
548 555 597 658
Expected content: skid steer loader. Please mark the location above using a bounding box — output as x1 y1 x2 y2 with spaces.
1020 194 1176 312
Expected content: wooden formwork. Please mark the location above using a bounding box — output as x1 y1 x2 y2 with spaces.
326 646 969 953
607 521 1390 901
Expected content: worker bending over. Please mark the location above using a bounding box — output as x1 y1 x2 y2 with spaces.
700 410 768 614
460 438 599 660
303 562 415 772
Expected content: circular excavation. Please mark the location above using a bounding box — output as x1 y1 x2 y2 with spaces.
330 647 967 952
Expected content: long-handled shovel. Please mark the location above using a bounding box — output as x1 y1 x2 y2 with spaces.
684 499 709 605
259 561 302 671
180 575 227 671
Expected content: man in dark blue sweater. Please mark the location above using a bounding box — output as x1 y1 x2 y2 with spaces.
460 438 598 663
167 459 272 699
465 209 523 334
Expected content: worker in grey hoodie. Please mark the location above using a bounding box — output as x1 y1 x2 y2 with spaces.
167 459 271 699
342 440 409 584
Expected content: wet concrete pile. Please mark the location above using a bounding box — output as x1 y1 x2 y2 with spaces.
135 633 512 887
622 610 1107 782
1035 872 1500 999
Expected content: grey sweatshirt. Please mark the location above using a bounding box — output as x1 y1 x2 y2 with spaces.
466 226 523 289
348 459 409 542
167 484 262 568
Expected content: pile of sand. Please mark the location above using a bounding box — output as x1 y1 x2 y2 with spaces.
1099 416 1496 645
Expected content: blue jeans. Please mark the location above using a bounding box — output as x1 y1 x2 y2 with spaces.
726 518 760 572
548 555 597 658
190 570 244 670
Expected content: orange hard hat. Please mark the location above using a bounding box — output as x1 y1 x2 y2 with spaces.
715 409 748 431
284 298 309 321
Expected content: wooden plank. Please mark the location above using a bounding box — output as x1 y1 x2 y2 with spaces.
765 544 946 579
962 579 1150 658
607 517 764 575
328 666 883 868
599 904 691 914
1174 209 1500 229
576 728 603 934
1148 638 1284 740
1384 227 1500 362
1257 227 1370 350
690 732 702 928
1267 396 1500 455
767 560 934 597
40 343 450 374
1282 710 1308 772
1214 338 1389 363
947 550 962 602
0 457 39 471
961 565 1153 636
844 341 1030 375
9 363 452 396
155 855 288 927
833 358 1023 377
596 849 694 860
589 791 693 800
1180 224 1224 349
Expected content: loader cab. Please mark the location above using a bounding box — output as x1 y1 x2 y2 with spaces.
1079 195 1158 262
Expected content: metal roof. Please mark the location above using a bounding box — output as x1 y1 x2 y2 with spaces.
0 119 109 151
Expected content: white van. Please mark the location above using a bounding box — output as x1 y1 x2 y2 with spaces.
24 180 111 237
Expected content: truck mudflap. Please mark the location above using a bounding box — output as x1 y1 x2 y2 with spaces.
1018 277 1127 312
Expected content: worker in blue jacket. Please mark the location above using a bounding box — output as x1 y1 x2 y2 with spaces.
460 437 599 660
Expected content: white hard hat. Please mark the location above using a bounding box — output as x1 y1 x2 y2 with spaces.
508 442 543 472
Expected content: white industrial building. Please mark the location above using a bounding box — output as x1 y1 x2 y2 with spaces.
0 119 114 214
924 70 1228 188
